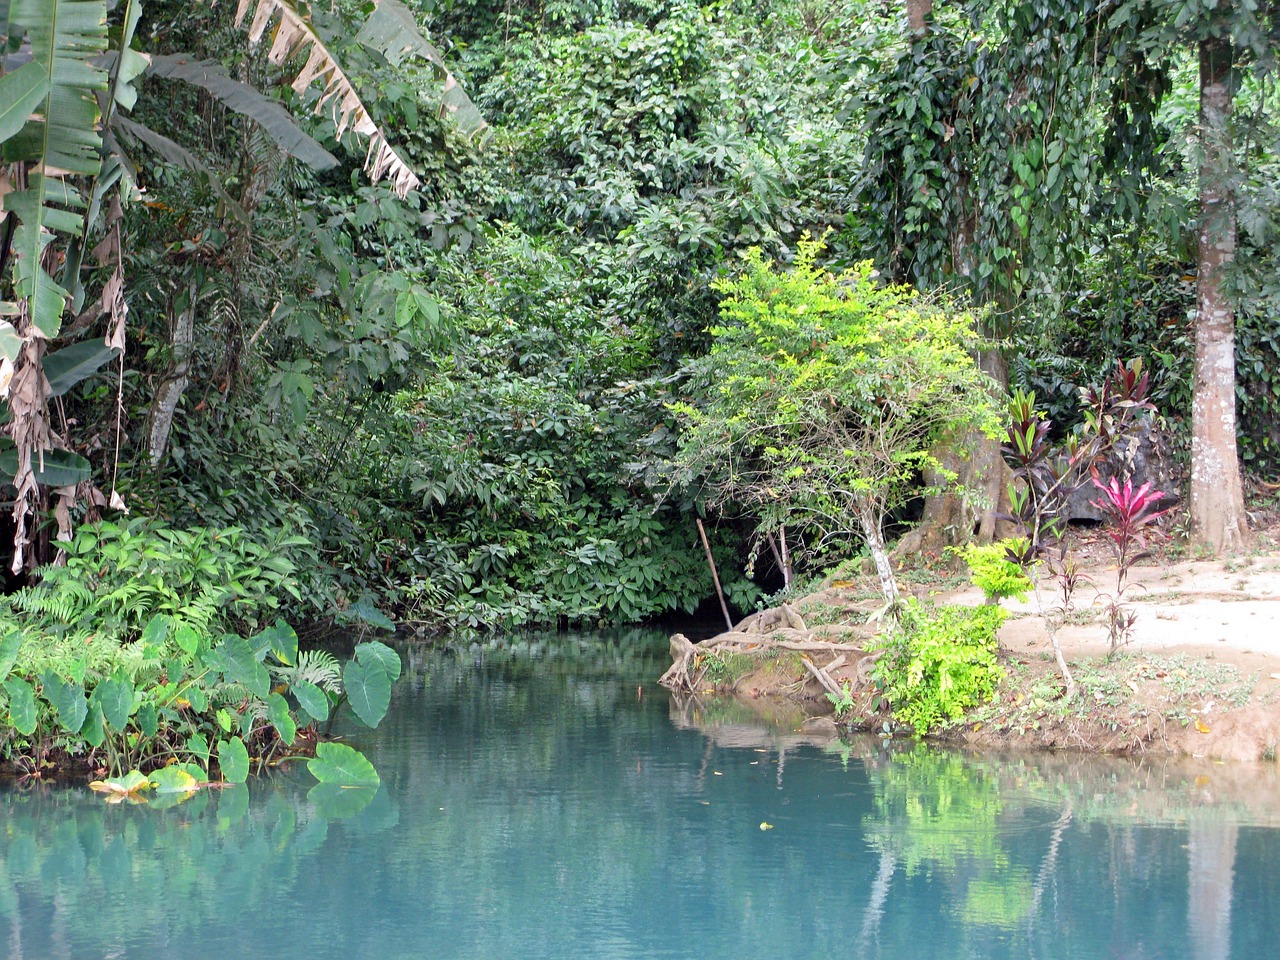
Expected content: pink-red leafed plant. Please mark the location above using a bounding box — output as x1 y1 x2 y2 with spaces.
1089 475 1176 652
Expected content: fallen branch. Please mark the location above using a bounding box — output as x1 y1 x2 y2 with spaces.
802 655 843 698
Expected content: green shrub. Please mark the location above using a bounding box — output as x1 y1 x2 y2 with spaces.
872 600 1005 735
953 540 1033 604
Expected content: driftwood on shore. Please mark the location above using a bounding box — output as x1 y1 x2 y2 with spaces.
658 599 884 696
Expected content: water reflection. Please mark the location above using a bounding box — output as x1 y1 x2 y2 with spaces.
2 631 1279 960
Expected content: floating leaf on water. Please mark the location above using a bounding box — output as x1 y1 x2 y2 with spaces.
150 766 200 794
89 770 153 804
759 822 774 831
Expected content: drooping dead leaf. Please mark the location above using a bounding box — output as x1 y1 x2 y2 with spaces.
235 0 420 197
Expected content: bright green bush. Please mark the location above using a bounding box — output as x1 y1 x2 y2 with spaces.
953 539 1033 604
872 600 1005 735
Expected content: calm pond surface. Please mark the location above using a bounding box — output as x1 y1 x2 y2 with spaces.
3 628 1280 960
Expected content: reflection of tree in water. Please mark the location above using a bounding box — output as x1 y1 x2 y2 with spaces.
862 745 1034 947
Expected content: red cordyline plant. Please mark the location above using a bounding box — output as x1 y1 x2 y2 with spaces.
1089 475 1176 651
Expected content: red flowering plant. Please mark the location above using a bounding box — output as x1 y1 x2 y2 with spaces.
1089 476 1177 652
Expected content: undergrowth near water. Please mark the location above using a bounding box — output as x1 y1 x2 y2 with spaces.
0 519 398 790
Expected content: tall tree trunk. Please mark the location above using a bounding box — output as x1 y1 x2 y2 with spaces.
1190 35 1248 554
907 0 933 38
897 348 1011 558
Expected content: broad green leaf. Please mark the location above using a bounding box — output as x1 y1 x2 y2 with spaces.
211 635 270 699
0 628 20 677
150 766 199 794
216 736 250 784
42 340 121 397
184 683 208 713
173 622 201 655
307 741 379 787
355 640 401 683
342 657 391 727
3 678 37 735
253 618 297 666
91 673 133 730
0 446 91 488
350 600 396 632
140 613 171 648
0 320 22 363
80 704 104 747
173 761 206 781
0 60 50 145
186 732 210 769
268 692 296 746
40 672 88 734
146 55 337 170
135 700 158 737
292 679 329 724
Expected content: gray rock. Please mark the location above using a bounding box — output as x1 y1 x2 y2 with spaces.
1066 418 1177 522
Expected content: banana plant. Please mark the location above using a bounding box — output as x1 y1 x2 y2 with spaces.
0 0 481 574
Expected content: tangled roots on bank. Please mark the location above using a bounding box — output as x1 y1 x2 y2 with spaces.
658 597 885 698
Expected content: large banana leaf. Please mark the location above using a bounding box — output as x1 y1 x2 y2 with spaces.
146 54 338 170
355 0 487 141
42 339 119 397
234 0 421 197
0 60 49 144
2 0 109 339
0 444 91 488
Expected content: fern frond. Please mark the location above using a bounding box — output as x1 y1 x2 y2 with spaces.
274 649 342 692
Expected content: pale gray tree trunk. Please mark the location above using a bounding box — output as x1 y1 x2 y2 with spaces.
1190 35 1249 553
143 281 198 466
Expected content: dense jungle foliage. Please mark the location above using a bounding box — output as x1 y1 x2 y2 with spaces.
0 0 1277 769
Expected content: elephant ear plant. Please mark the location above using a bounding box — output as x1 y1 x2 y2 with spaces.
0 615 401 797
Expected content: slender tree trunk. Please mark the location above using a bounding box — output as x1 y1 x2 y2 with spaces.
1190 35 1248 554
897 348 1011 557
907 0 933 38
143 281 198 466
858 499 900 605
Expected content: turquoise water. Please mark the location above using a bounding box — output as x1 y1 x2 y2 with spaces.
3 629 1279 960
